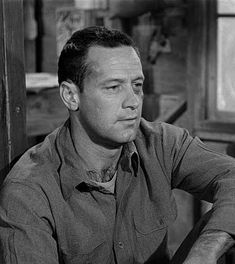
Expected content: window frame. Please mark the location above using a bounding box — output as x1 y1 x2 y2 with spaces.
187 0 235 142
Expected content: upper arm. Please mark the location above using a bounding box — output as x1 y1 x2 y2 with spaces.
172 135 235 201
0 182 59 264
158 124 235 236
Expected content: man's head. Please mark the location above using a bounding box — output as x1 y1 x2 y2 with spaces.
58 26 140 91
59 26 144 148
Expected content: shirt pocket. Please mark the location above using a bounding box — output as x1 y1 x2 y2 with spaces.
133 208 170 263
62 237 107 264
133 203 168 235
134 215 167 236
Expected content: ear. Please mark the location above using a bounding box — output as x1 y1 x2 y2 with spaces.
60 81 80 111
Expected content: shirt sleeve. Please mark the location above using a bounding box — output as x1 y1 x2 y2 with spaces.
0 181 59 264
160 123 235 236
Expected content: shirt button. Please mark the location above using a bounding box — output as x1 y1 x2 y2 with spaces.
118 241 124 249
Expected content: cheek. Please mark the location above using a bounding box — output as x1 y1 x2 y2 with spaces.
96 100 119 119
82 94 121 126
86 103 116 128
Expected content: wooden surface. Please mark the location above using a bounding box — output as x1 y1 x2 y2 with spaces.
0 0 26 184
25 73 68 137
26 88 68 137
187 0 208 135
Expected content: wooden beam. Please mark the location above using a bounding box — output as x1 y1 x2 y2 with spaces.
187 0 208 133
156 98 187 124
0 0 26 184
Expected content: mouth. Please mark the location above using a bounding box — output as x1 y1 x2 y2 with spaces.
118 116 138 125
120 116 138 121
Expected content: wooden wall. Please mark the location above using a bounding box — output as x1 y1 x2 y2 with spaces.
0 0 26 184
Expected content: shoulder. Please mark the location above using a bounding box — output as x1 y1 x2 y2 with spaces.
135 118 194 163
3 127 61 188
137 118 191 143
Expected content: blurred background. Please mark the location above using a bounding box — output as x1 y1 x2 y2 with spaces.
1 0 235 257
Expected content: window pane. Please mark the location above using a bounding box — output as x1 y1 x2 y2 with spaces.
217 18 235 112
218 0 235 14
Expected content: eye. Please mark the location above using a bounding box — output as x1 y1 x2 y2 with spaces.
105 84 121 93
107 85 119 90
135 82 143 88
133 82 143 94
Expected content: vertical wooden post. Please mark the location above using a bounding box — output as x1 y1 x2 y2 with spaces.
0 0 26 184
187 0 208 135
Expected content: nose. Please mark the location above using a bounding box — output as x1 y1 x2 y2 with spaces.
122 85 142 110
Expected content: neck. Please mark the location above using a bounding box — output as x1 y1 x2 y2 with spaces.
70 115 122 178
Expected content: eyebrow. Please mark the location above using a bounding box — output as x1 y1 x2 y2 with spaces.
100 76 145 85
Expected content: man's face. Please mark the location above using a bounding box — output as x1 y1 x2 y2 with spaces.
77 45 144 147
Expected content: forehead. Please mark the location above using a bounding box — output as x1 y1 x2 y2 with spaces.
85 46 143 78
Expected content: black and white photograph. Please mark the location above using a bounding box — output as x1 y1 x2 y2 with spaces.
1 0 235 263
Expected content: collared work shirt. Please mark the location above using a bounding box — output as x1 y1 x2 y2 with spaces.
1 118 235 264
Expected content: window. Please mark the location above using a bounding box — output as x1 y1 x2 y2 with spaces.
188 0 235 141
208 0 235 122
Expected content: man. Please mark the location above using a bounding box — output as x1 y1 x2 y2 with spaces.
0 26 235 264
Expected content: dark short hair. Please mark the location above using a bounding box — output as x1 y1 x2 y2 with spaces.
58 26 140 91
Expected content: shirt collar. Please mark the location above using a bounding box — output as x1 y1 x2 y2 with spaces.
120 141 139 174
55 119 139 200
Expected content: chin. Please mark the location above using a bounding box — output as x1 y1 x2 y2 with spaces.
104 127 138 146
120 130 137 143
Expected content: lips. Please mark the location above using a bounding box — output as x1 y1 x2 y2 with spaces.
120 116 138 121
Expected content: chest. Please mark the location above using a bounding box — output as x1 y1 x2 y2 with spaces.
53 165 176 264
